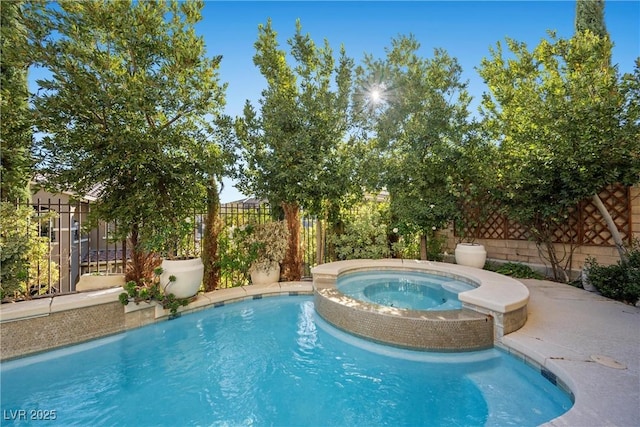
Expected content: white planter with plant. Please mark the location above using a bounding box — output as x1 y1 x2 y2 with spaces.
249 261 281 286
245 221 289 286
454 242 487 269
160 258 204 299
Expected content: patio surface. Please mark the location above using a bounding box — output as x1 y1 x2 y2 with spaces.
503 279 639 427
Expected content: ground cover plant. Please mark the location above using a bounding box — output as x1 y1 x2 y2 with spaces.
485 262 545 280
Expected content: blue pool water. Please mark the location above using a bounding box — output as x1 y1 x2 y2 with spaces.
338 270 476 310
1 296 571 426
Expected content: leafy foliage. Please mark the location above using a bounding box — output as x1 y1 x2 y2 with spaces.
357 35 473 249
1 1 33 203
235 19 360 280
0 202 59 300
244 221 290 272
478 31 640 280
215 220 289 282
486 262 545 279
328 201 391 260
25 0 230 277
326 200 445 261
216 225 254 287
119 267 190 316
448 127 499 243
575 0 607 38
584 240 640 305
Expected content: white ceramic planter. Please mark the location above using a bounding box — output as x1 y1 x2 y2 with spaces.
160 258 204 298
250 262 280 286
454 243 487 269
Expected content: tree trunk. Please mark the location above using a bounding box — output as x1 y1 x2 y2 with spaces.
420 234 428 260
592 193 628 261
282 202 302 281
125 223 160 285
202 178 221 292
316 218 324 265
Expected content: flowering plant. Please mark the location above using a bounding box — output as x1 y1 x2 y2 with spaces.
244 221 289 273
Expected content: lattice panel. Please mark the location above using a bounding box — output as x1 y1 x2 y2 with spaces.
477 210 505 239
456 184 631 246
506 219 530 241
551 206 580 244
580 185 630 245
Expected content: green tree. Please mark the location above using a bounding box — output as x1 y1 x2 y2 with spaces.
479 32 639 280
574 0 636 261
1 0 32 203
25 0 230 281
236 20 358 280
359 35 472 259
448 125 499 243
0 202 59 300
575 0 607 38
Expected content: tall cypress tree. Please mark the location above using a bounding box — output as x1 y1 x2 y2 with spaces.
575 0 608 38
575 0 631 260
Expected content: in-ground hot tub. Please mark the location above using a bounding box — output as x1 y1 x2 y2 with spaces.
338 270 476 310
312 259 529 351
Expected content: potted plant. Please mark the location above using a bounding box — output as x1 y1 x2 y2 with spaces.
452 200 488 269
146 218 204 299
244 221 289 285
450 190 487 268
118 267 191 317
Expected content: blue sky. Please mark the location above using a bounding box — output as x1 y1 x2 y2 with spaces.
28 1 639 202
198 1 639 202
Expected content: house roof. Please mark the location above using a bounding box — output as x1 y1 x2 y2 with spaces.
223 197 267 208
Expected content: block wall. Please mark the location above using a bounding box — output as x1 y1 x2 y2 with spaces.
444 184 639 272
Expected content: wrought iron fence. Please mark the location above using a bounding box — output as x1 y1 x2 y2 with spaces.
7 186 632 298
3 200 319 297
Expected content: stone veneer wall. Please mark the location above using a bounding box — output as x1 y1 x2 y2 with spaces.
462 303 527 341
315 288 494 351
1 302 127 361
444 184 640 272
1 282 314 361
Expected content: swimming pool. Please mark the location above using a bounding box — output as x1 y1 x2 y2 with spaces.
1 296 571 426
337 270 475 310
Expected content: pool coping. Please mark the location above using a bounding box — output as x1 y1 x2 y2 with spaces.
0 281 315 325
311 258 530 313
312 259 530 340
500 279 640 427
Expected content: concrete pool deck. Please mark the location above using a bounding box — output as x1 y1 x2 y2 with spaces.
504 279 640 427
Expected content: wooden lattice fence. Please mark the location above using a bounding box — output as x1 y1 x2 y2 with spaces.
458 184 632 246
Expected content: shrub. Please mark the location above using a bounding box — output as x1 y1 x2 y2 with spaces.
490 262 545 279
119 267 190 316
328 202 391 260
0 202 60 300
584 241 640 305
